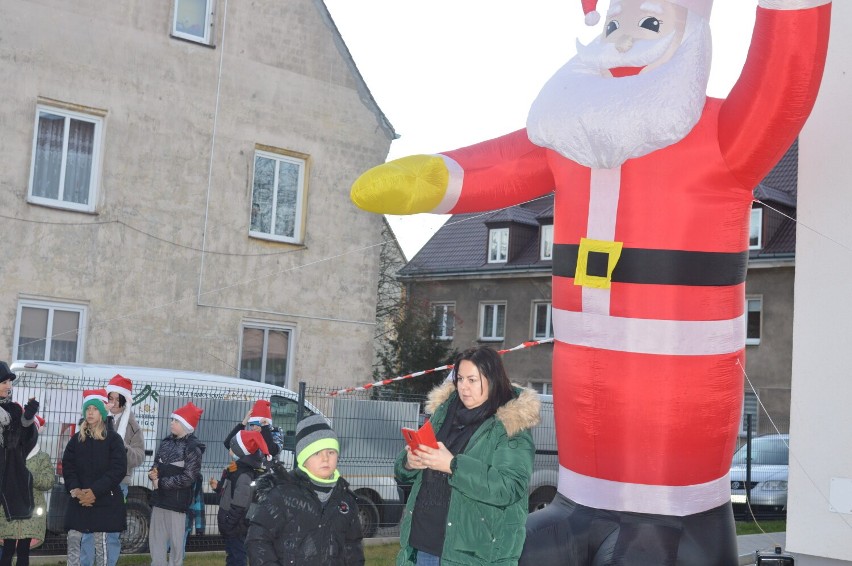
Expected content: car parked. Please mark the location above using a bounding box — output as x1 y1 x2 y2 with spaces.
729 433 789 517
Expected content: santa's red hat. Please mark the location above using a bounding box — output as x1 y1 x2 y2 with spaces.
248 399 272 423
171 402 204 433
34 414 46 430
231 430 270 459
106 374 133 404
581 0 713 27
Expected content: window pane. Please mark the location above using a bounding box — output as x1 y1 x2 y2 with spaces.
32 112 65 199
18 307 48 360
747 299 761 340
445 305 455 337
275 161 300 238
63 119 95 205
175 0 209 40
51 310 80 362
265 329 289 387
541 225 553 259
534 304 549 338
482 305 494 337
749 209 762 249
251 156 275 234
240 327 264 382
496 304 506 337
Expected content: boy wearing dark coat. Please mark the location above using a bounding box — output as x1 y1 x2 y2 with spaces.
148 402 205 566
245 414 364 566
215 430 268 566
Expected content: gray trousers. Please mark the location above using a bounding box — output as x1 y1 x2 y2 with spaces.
149 507 187 566
67 529 109 566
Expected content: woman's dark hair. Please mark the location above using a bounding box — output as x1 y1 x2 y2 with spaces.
452 346 515 414
109 392 126 408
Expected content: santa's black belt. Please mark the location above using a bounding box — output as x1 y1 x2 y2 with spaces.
552 244 748 287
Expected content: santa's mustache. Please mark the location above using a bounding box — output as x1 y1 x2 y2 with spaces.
573 31 677 73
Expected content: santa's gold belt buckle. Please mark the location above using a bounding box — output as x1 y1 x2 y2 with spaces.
574 238 624 289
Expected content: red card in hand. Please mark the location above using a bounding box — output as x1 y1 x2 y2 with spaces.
401 419 438 453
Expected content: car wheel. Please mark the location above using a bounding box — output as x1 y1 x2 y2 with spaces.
121 499 152 554
528 486 557 513
355 494 379 539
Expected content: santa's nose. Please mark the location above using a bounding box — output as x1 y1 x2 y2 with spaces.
615 35 634 53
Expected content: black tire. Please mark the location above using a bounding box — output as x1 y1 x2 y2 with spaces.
121 499 152 554
355 494 379 539
528 486 557 513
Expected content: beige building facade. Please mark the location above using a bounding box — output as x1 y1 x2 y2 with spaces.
0 0 394 390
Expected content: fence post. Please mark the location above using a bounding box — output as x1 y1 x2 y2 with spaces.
746 413 753 515
297 381 306 424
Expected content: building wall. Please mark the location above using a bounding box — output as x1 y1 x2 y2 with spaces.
0 1 392 389
744 264 795 434
407 274 554 387
787 2 852 562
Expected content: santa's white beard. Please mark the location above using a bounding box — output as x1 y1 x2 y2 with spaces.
527 14 712 169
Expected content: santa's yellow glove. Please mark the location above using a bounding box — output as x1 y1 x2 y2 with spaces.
351 154 450 215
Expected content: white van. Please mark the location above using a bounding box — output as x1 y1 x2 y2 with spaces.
9 360 323 554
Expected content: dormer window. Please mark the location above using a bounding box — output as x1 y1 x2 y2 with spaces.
749 208 763 250
488 228 509 263
540 224 554 260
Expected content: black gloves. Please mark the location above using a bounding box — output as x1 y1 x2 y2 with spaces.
23 398 39 421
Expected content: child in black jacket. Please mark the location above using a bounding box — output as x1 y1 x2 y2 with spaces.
245 415 364 566
215 430 268 566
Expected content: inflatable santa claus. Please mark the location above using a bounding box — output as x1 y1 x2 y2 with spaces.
351 0 831 563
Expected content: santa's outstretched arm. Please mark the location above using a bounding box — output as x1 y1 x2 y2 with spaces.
719 0 831 189
351 128 554 215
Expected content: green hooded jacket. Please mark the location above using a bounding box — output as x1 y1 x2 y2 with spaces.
395 382 540 565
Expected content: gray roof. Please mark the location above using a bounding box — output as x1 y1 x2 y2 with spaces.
401 140 799 277
399 196 554 278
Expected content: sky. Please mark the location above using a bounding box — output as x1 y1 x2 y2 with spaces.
323 1 758 259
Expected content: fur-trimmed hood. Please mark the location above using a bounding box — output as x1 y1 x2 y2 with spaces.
425 381 541 438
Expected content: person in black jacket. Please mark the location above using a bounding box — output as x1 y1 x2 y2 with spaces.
246 414 364 566
222 400 282 460
0 362 39 526
215 430 268 566
62 389 127 566
148 402 205 566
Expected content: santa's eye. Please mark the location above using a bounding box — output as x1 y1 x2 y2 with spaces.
605 20 619 37
639 16 662 33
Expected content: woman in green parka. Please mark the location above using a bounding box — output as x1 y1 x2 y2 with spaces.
0 414 55 562
395 346 540 566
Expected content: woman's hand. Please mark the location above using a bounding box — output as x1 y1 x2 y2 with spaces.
404 446 427 471
242 409 252 426
415 442 454 474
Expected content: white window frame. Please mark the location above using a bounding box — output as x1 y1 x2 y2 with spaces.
14 300 87 363
172 0 214 44
238 323 295 389
749 208 763 250
530 381 552 395
540 224 554 260
488 228 509 263
28 104 103 213
532 301 554 340
745 296 762 346
249 149 308 244
432 302 456 341
479 302 506 341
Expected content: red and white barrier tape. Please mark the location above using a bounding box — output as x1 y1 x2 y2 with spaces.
329 338 554 396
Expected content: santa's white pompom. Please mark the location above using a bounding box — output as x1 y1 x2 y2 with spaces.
585 10 600 26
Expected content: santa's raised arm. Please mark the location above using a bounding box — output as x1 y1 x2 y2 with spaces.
352 1 831 563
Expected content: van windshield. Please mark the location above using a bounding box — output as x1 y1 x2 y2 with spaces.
271 394 313 452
